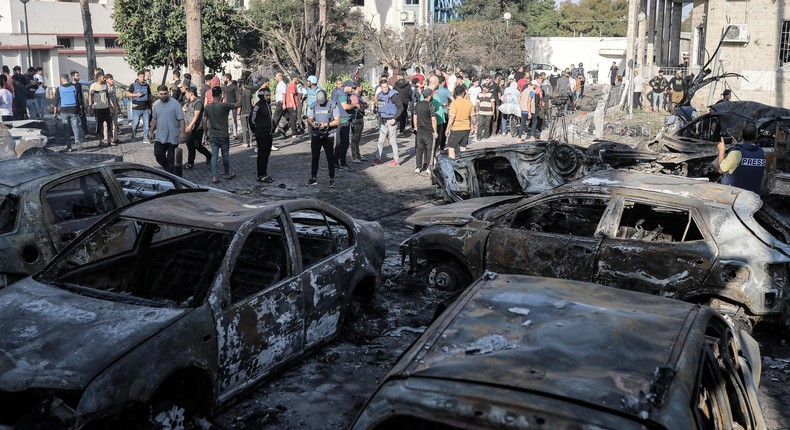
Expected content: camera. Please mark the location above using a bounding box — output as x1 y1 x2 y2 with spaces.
550 93 571 107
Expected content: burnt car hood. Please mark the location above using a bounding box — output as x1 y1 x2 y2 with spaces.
396 275 700 420
0 279 189 392
405 196 521 227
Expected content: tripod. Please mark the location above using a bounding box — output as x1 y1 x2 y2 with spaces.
548 95 570 143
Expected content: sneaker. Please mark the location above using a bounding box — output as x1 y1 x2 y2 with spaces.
415 167 421 174
185 163 194 170
336 164 345 171
63 147 74 153
271 145 279 151
307 178 318 186
386 160 400 167
342 164 352 171
351 157 362 163
225 172 236 180
74 142 83 151
329 178 336 188
372 158 381 166
143 139 151 144
257 175 275 183
212 177 220 184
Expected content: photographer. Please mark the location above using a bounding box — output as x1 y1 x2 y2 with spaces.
306 90 340 187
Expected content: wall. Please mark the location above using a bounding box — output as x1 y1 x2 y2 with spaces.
690 0 790 109
527 37 628 84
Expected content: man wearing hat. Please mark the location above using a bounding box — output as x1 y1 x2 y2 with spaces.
334 80 359 170
305 75 322 134
717 89 733 104
413 88 438 173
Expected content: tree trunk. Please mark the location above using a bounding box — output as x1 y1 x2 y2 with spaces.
79 0 97 80
318 0 327 87
185 0 204 92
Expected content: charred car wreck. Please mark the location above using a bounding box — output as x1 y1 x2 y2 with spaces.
353 274 765 430
0 191 384 427
435 101 790 202
403 171 790 330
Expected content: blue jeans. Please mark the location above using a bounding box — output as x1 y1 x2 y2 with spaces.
35 93 46 119
131 108 150 138
26 99 39 120
652 92 664 112
60 112 82 147
210 136 231 178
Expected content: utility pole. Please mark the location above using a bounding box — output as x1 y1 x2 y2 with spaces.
623 0 639 117
185 0 204 91
79 0 97 80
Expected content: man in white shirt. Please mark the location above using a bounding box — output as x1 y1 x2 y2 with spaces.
272 73 288 136
34 67 47 119
632 71 644 110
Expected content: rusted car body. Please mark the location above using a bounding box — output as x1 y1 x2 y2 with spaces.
352 274 766 430
0 156 211 286
403 172 790 328
0 191 384 427
435 101 790 202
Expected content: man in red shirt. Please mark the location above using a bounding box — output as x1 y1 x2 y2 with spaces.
283 74 300 139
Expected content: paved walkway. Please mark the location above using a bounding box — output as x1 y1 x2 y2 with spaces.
45 117 522 220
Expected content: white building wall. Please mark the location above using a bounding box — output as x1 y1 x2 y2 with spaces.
528 37 628 84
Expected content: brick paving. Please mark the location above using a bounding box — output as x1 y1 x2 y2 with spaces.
45 116 521 220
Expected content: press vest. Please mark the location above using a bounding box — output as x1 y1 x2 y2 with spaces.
727 144 765 194
59 84 78 107
310 101 335 137
131 81 150 107
377 89 399 119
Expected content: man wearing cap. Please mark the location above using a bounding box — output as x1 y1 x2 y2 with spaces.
717 122 764 194
335 80 358 170
250 87 275 183
413 88 438 173
305 75 322 135
716 89 733 105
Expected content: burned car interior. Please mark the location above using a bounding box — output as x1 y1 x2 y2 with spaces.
616 202 704 243
42 218 232 307
509 197 607 237
45 173 116 223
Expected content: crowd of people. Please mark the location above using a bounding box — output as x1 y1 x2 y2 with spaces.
3 59 714 187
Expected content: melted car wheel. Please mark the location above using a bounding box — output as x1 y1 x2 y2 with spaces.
549 144 580 176
428 262 473 292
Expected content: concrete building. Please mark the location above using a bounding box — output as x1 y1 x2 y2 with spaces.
688 0 790 108
354 0 460 30
0 0 141 87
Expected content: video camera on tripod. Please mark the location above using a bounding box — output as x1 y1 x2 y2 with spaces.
550 93 572 109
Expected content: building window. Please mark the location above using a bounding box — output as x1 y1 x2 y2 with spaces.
781 21 790 66
105 37 119 49
405 0 419 4
352 0 364 5
235 0 245 7
57 37 73 49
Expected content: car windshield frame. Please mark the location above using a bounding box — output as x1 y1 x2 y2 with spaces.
0 190 18 235
37 215 234 308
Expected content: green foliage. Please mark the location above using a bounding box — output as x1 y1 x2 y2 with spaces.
459 0 560 36
326 73 375 98
113 0 242 72
558 0 628 37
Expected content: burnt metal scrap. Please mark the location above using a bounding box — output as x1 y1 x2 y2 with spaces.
436 101 790 202
0 192 384 427
405 171 790 330
352 275 765 429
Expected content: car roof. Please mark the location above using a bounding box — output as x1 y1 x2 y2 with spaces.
0 154 123 187
558 170 745 205
393 274 703 421
119 192 308 231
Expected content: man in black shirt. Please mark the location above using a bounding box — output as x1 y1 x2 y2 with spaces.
250 88 275 183
668 70 685 112
412 88 438 174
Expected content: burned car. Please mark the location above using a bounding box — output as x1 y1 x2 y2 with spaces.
0 190 384 428
0 156 213 286
403 171 790 329
435 101 790 202
352 274 766 430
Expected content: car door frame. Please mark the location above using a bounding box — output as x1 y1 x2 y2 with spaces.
208 205 305 403
104 165 187 205
594 195 718 297
40 167 123 253
281 201 360 350
485 192 610 281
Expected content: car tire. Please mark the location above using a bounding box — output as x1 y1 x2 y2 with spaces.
427 262 472 292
